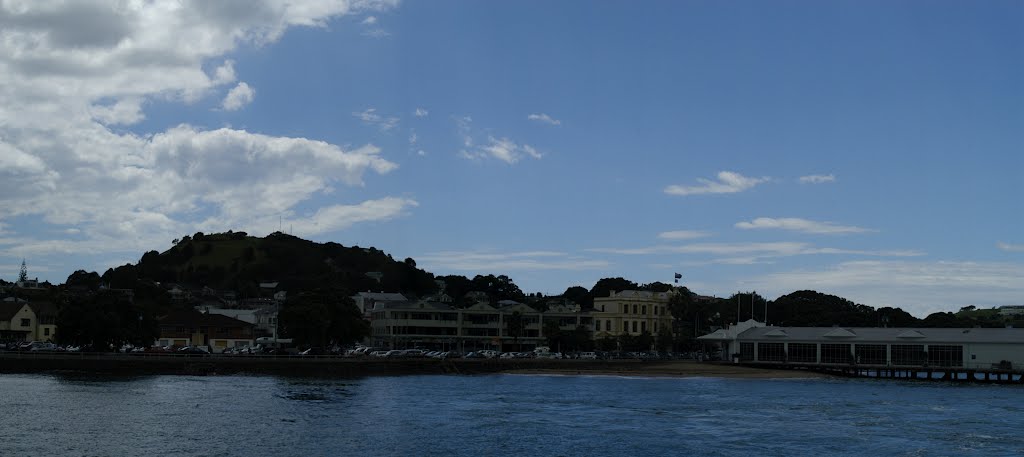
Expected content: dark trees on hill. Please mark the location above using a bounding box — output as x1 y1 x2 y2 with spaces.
471 274 525 303
278 289 368 347
56 290 159 349
66 270 102 291
769 290 877 327
561 286 591 309
590 277 638 299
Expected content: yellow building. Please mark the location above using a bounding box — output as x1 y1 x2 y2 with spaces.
591 290 674 341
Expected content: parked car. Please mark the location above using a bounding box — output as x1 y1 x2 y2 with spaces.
578 352 598 360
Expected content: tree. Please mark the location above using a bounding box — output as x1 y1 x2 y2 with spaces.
57 290 159 349
506 311 525 349
279 289 369 347
561 286 592 308
543 319 563 350
635 330 654 352
18 259 28 283
66 270 102 291
590 277 638 299
655 324 674 352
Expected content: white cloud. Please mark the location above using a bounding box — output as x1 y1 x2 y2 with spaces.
799 174 836 184
741 260 1024 317
527 113 561 126
475 137 542 164
0 0 405 274
735 217 875 235
997 242 1024 252
414 108 429 117
353 108 399 131
362 16 378 25
657 230 711 240
221 82 255 111
588 242 922 259
664 171 769 196
418 250 609 272
455 116 542 164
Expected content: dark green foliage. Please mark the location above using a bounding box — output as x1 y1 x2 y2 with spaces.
278 289 369 347
65 270 102 291
506 311 524 345
56 290 159 349
590 277 638 299
470 274 525 303
561 286 591 309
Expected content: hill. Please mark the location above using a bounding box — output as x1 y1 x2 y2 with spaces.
101 231 438 298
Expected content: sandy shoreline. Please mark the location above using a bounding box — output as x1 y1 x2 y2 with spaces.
503 360 834 379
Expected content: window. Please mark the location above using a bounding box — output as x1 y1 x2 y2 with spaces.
739 342 755 361
20 318 30 327
757 342 785 362
622 305 628 313
632 321 637 333
622 321 628 333
891 344 926 366
855 344 887 365
605 320 611 331
633 304 638 314
928 345 963 367
43 328 50 336
640 321 646 332
654 306 658 315
641 305 646 315
788 343 817 363
821 343 852 364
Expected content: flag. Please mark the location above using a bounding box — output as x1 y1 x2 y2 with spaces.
674 272 682 283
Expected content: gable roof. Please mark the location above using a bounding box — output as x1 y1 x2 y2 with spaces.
159 310 254 328
0 302 29 321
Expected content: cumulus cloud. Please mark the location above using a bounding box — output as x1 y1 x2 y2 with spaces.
657 230 710 240
799 174 836 184
362 16 378 25
0 0 406 273
527 113 561 126
997 242 1024 252
735 217 875 235
414 108 429 117
221 82 255 110
353 108 400 131
664 171 769 196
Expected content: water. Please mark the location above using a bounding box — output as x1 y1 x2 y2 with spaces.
1 373 1022 456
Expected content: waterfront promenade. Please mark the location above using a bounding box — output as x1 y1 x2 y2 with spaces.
0 352 821 378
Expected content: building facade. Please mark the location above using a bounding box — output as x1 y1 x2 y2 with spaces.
591 290 674 341
369 300 592 351
699 323 1024 370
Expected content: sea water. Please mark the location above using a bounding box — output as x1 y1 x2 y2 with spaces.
0 373 1021 456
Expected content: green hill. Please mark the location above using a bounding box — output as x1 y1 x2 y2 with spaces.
102 231 437 298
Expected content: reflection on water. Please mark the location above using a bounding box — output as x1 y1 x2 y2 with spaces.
0 373 1022 456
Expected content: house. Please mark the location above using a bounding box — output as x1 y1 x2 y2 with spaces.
0 301 37 341
590 290 675 345
157 310 254 351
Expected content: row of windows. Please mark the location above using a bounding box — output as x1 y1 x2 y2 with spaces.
744 343 964 367
620 304 667 316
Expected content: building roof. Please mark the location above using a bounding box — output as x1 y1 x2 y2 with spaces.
597 290 671 300
0 302 28 321
355 292 408 302
159 310 254 328
733 326 1024 345
28 301 57 318
371 300 452 311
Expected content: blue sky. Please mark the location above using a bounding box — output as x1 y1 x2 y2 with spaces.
1 1 1021 316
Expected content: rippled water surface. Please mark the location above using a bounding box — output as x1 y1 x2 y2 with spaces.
1 373 1021 456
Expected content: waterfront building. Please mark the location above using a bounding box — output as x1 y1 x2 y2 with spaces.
699 321 1024 370
590 290 674 343
352 291 408 318
0 300 57 342
156 310 254 350
369 300 592 351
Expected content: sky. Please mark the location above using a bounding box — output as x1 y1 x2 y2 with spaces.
0 1 1021 317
